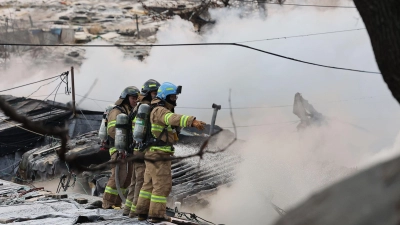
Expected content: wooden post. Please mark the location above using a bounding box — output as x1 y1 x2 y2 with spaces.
28 15 34 28
71 66 76 117
135 14 140 39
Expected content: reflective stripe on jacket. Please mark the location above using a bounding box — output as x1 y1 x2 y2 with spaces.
149 99 195 153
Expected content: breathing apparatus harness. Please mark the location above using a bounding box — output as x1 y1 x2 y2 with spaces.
110 104 134 203
133 99 176 152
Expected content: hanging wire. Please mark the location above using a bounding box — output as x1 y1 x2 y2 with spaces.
0 72 68 93
0 43 380 74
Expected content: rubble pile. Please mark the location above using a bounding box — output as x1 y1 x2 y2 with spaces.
0 0 218 63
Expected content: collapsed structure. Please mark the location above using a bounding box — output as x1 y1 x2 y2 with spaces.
0 95 102 181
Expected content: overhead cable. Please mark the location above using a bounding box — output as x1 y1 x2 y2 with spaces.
234 0 357 8
0 118 44 136
237 28 366 43
76 94 387 110
75 94 114 103
0 43 380 74
189 0 357 8
222 120 299 128
0 72 69 93
26 78 60 98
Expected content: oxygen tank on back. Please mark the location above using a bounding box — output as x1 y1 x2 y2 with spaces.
115 113 129 151
133 104 151 142
98 104 115 141
98 118 107 141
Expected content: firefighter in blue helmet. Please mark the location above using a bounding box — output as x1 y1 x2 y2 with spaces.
135 82 206 223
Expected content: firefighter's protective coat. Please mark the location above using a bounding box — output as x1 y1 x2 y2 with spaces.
135 99 195 218
102 100 133 209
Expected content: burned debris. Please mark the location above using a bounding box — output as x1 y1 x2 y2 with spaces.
293 92 326 131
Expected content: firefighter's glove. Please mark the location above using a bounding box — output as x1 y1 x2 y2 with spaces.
192 120 206 130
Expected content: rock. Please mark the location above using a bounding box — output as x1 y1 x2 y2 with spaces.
74 10 87 14
59 16 69 20
71 16 90 24
74 198 88 204
97 5 106 11
139 27 158 38
47 194 68 199
98 19 114 23
123 6 133 10
86 11 96 17
54 21 66 25
76 139 86 145
118 29 135 36
67 51 79 57
100 32 120 41
85 200 102 209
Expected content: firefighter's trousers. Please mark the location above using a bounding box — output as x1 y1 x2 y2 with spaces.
123 151 146 216
102 153 133 209
135 150 172 219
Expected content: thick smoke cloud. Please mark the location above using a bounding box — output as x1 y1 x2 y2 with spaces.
1 3 400 224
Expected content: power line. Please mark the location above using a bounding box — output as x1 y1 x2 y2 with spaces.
189 0 357 8
0 118 44 136
0 72 68 93
75 94 388 110
26 78 60 98
79 109 95 131
233 43 379 74
237 28 366 43
29 80 64 113
178 104 292 110
30 92 65 98
75 94 114 103
179 95 389 110
222 120 299 128
0 43 380 74
234 0 357 8
0 161 20 172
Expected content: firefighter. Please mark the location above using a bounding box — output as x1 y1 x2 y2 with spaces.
102 86 140 209
123 79 161 217
135 82 206 223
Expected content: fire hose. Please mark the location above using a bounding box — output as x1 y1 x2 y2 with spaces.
114 154 128 203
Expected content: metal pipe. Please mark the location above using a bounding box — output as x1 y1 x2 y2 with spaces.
209 103 221 135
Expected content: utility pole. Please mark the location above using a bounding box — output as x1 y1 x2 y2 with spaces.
209 103 221 135
135 14 140 39
71 66 76 117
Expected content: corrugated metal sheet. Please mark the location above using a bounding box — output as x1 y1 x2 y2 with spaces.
0 95 102 158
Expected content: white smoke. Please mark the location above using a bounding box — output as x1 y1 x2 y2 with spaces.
2 2 400 224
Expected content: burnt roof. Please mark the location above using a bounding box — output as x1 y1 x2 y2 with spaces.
0 95 102 157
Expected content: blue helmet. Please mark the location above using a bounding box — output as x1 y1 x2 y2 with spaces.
156 82 182 100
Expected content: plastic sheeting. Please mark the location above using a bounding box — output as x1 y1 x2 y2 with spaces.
0 180 149 224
